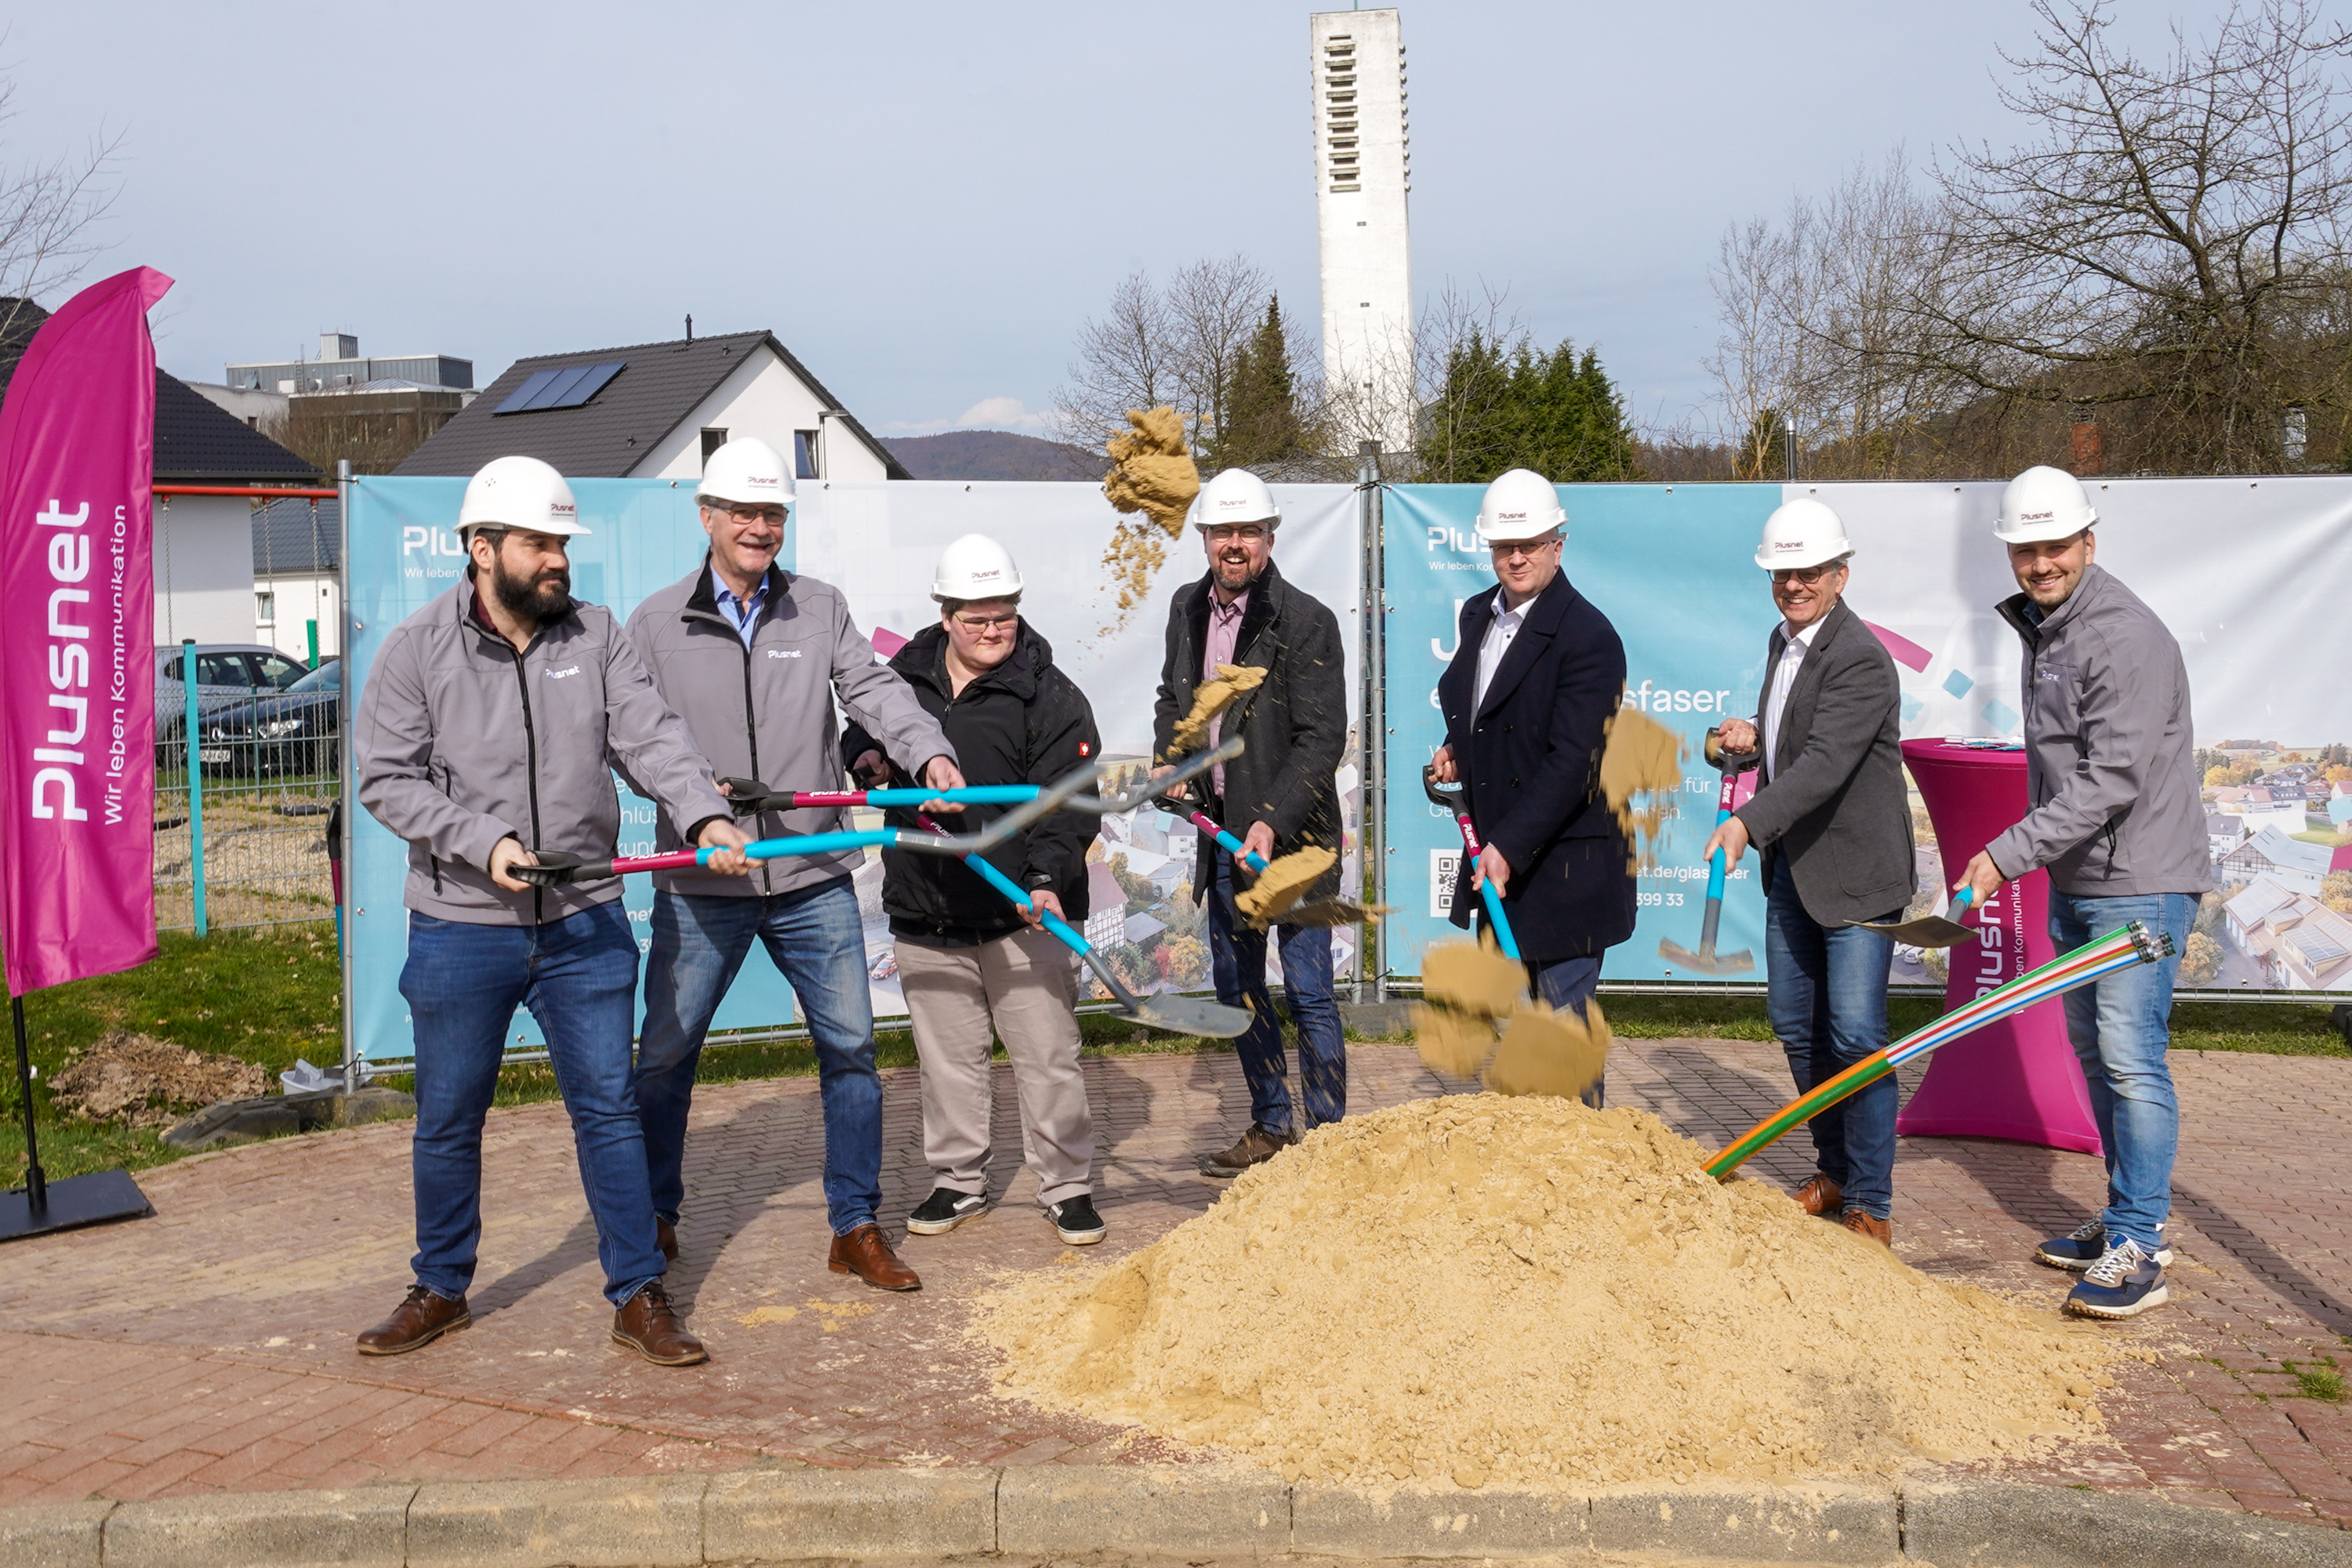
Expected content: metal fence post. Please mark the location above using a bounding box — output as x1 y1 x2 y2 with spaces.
336 462 358 1094
181 637 206 938
1356 440 1388 1006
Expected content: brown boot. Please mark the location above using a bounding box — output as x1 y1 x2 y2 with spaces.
1793 1172 1843 1217
612 1283 708 1366
657 1217 678 1263
829 1223 921 1291
1199 1123 1298 1178
355 1285 470 1356
1842 1209 1893 1247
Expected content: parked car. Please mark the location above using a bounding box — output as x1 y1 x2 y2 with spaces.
201 659 343 779
155 645 323 770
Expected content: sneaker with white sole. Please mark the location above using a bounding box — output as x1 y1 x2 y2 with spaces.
2064 1237 2169 1319
2037 1218 2172 1272
1045 1194 1106 1245
906 1188 988 1236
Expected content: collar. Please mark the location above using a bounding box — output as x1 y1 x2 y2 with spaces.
710 563 769 612
1780 616 1828 650
685 553 789 617
1209 585 1250 618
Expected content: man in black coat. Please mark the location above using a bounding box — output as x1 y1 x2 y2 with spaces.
1431 468 1635 1107
1152 469 1349 1176
840 534 1108 1247
1702 498 1912 1246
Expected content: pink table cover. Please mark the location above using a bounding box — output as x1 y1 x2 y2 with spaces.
1894 740 2102 1153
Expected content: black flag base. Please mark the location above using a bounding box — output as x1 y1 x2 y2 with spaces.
0 1167 150 1242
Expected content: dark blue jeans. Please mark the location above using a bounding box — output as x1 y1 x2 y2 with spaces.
636 879 883 1236
2049 889 2194 1253
1207 849 1346 1134
400 902 664 1308
1764 858 1897 1219
1528 953 1606 1109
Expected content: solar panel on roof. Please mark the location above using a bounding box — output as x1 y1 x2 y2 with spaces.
492 360 625 415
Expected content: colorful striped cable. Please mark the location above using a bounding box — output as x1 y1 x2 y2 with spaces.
1704 920 2173 1181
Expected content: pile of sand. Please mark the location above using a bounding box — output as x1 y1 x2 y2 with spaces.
980 1097 2115 1490
49 1029 267 1127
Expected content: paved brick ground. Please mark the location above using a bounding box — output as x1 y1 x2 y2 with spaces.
2 1039 2348 1529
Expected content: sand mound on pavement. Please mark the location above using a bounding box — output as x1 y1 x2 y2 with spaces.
978 1096 2117 1489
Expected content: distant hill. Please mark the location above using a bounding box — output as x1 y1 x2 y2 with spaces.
883 429 1100 481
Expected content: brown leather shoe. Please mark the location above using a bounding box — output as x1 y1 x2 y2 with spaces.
612 1282 707 1366
657 1217 678 1263
1199 1123 1298 1178
1842 1208 1893 1247
1793 1171 1843 1217
355 1285 470 1356
828 1223 921 1291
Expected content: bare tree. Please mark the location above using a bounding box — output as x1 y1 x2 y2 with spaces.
1399 280 1522 481
0 68 123 370
1163 254 1273 452
1051 256 1284 459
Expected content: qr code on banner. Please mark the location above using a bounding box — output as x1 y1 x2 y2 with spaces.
1431 849 1460 918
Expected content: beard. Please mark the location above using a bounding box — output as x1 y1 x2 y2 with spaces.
492 557 573 622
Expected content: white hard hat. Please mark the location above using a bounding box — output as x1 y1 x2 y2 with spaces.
1474 468 1566 543
459 455 588 538
1754 497 1853 570
697 436 797 510
931 533 1025 602
1995 465 2097 544
1190 467 1280 530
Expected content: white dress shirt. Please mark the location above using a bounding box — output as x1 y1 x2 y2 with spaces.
1761 618 1826 780
1474 595 1530 710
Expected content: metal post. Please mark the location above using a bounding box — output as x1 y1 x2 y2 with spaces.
306 619 319 670
337 462 358 1094
182 637 207 938
11 996 42 1210
1356 439 1388 1005
1782 414 1796 484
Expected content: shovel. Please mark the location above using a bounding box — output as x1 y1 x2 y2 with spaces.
1176 807 1387 930
1854 885 1980 947
1656 761 1755 975
1421 764 1521 960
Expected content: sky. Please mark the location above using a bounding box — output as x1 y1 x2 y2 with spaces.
8 2 2227 442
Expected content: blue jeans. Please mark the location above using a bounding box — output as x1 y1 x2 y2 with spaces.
1207 849 1346 1134
637 879 882 1236
1528 954 1606 1109
2049 889 2193 1253
401 902 664 1308
1764 858 1897 1220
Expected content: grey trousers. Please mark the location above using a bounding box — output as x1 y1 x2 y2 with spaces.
895 927 1096 1208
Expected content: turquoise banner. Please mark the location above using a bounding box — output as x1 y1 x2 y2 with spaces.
343 477 801 1067
1381 484 1787 983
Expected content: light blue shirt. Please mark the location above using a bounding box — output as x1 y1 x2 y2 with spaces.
710 567 768 648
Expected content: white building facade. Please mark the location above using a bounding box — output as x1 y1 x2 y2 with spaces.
1312 7 1414 454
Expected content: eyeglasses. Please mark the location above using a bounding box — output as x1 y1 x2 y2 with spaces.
1770 564 1843 586
1204 524 1269 544
713 503 786 524
950 611 1018 631
1490 538 1559 562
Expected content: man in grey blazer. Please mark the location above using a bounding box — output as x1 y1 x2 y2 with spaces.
1703 498 1913 1245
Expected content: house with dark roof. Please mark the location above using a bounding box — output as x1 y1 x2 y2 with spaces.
252 496 342 662
0 296 322 648
396 328 909 482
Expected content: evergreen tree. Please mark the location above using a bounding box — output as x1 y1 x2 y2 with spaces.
1415 335 1639 483
1208 295 1308 468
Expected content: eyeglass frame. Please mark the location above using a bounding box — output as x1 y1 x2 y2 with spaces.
706 500 789 524
947 608 1020 631
1769 561 1847 586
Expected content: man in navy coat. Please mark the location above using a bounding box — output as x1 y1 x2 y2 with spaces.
1430 468 1636 1105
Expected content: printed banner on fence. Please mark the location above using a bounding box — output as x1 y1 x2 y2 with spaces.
344 478 1363 1065
0 267 170 996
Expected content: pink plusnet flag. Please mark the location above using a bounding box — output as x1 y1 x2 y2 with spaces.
0 266 173 996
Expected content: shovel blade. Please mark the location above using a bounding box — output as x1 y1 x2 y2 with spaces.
1124 993 1255 1039
1855 913 1977 947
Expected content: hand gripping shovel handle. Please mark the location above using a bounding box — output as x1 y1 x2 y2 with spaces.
1420 764 1520 961
1184 809 1271 875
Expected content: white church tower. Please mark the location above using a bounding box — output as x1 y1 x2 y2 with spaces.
1312 8 1414 454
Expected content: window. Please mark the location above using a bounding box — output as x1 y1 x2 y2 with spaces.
493 360 625 415
793 429 821 480
194 653 250 688
252 652 310 689
701 427 730 464
256 590 275 626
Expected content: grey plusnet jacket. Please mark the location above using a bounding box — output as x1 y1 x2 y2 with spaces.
1727 600 1915 927
354 577 734 926
1985 562 2209 898
626 560 956 898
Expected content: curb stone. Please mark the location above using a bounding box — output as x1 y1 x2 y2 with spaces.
3 1470 2350 1566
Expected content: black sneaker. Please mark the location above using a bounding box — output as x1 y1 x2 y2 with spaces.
1046 1194 1107 1245
905 1188 988 1235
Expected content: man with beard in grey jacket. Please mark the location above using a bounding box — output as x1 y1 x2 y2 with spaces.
628 437 964 1292
354 456 757 1367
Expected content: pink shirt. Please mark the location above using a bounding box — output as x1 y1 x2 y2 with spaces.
1204 587 1248 796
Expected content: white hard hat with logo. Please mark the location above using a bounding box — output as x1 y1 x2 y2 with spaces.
1995 464 2097 543
1754 497 1853 570
1474 468 1567 543
1190 467 1280 530
931 533 1025 602
697 436 797 510
459 455 588 538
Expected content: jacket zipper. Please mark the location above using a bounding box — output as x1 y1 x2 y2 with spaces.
506 642 545 924
681 605 768 893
